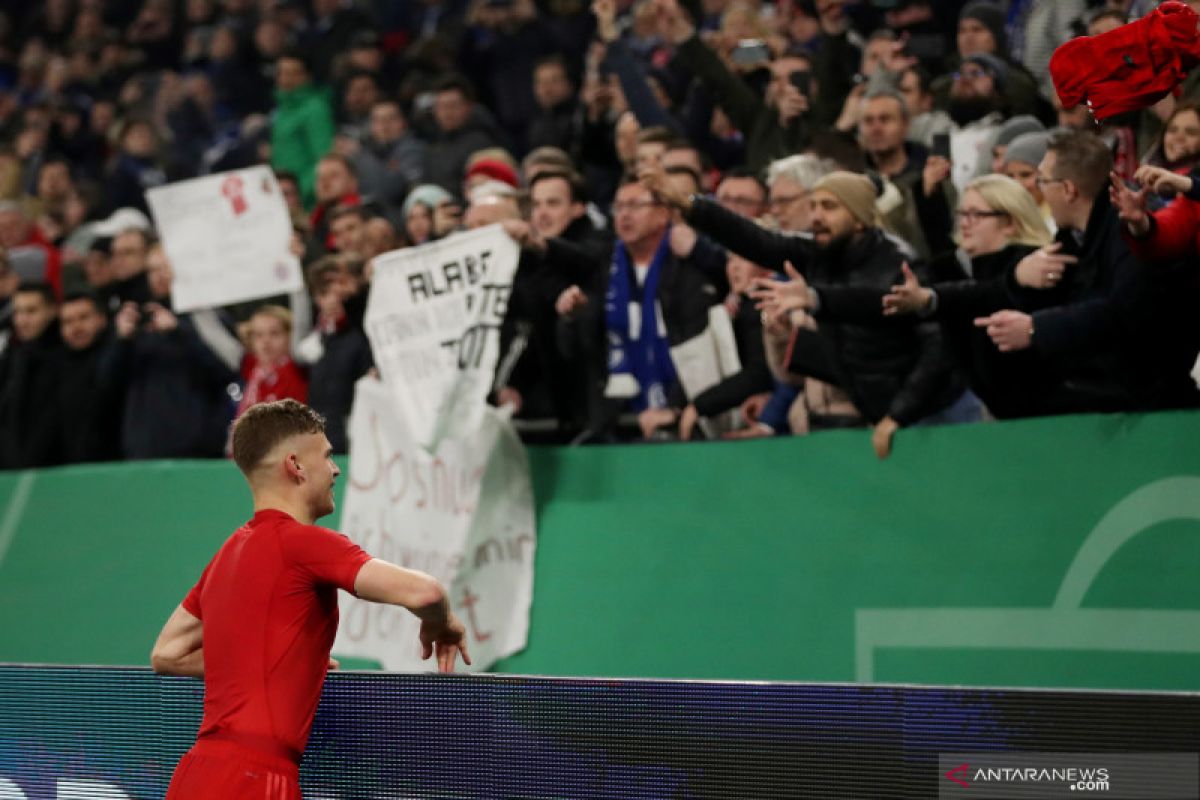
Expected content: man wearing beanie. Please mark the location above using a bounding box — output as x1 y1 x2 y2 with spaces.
642 167 964 458
930 3 1046 123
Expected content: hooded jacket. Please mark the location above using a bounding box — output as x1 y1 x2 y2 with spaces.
271 84 336 205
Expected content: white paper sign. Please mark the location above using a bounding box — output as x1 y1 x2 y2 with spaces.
333 378 535 672
365 225 519 449
146 166 303 312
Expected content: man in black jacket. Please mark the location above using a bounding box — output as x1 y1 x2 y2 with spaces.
494 170 611 439
976 131 1200 413
0 283 64 468
644 166 962 457
57 292 123 463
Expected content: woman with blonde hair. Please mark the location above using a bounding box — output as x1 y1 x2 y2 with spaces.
882 173 1066 419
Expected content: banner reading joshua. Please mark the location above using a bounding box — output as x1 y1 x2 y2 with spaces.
339 226 533 671
363 224 520 450
333 379 535 672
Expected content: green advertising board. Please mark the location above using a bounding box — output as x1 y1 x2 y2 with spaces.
0 411 1197 690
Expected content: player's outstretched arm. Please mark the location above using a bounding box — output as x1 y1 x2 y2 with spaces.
151 605 205 677
353 559 472 672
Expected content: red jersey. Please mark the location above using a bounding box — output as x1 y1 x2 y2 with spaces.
182 509 370 761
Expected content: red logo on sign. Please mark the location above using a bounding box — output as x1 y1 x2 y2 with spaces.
221 175 248 216
945 763 971 788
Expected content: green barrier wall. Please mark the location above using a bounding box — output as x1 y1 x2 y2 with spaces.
1 411 1198 690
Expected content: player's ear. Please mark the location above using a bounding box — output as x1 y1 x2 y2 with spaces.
283 452 304 483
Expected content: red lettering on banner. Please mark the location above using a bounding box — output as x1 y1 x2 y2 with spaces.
459 585 491 642
221 175 248 215
348 412 484 516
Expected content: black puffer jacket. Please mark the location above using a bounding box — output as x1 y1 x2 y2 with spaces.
687 198 961 425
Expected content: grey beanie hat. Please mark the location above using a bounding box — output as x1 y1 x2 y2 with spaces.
1003 131 1051 168
960 1 1008 53
995 115 1045 149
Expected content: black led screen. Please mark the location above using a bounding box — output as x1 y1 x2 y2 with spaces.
0 665 1196 798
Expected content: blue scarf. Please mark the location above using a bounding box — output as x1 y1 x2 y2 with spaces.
605 234 677 411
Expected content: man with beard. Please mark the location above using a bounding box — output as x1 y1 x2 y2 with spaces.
932 2 1045 122
944 53 1009 193
642 168 962 458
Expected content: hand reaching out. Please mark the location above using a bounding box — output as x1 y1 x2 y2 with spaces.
639 162 692 211
1108 171 1150 237
749 261 816 318
1133 164 1191 196
974 310 1034 352
1014 242 1077 290
882 262 932 315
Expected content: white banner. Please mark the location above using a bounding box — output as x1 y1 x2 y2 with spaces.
333 378 535 672
146 166 303 313
364 225 519 450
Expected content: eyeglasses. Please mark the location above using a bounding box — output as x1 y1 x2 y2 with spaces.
1034 175 1066 187
768 192 807 209
953 67 991 82
610 200 661 214
954 209 1008 222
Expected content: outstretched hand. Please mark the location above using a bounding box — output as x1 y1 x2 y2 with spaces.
1014 242 1076 290
749 261 815 318
882 262 931 316
974 310 1034 352
1108 171 1149 237
1133 164 1191 196
420 612 472 673
638 163 692 211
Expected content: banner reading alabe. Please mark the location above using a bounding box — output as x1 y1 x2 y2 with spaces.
363 224 520 450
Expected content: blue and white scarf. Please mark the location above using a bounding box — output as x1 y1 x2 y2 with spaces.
604 235 677 411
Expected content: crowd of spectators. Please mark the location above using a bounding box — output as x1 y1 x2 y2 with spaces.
1 0 1199 469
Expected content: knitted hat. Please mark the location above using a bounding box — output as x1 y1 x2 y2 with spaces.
1003 131 1051 168
994 115 1045 149
813 172 879 227
960 1 1008 54
402 184 454 218
464 158 519 188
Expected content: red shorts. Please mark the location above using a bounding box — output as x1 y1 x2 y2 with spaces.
165 738 301 800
